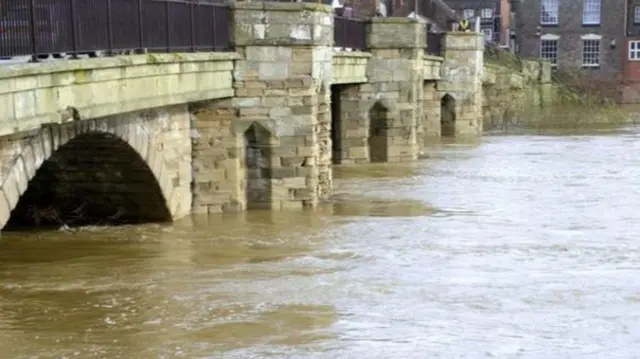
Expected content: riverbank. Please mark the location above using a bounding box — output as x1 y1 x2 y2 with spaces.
484 104 639 134
482 50 636 133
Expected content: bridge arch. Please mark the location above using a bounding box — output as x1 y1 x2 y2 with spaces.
0 116 180 230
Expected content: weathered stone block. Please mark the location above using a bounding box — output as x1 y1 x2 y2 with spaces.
232 2 333 47
367 18 426 49
258 62 291 80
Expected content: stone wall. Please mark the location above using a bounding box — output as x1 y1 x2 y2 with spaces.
422 80 440 137
331 83 367 164
333 52 370 84
189 99 244 214
482 60 556 130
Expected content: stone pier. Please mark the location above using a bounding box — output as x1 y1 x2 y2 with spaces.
190 3 334 213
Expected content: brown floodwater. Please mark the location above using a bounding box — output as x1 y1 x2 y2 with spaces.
2 128 640 358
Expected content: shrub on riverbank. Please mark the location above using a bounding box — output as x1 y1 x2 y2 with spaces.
529 67 632 131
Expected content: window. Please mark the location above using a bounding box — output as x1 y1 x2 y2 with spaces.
629 40 640 61
581 34 601 67
480 8 493 19
634 6 640 24
539 34 559 66
463 9 474 19
582 0 601 25
540 0 559 25
482 28 493 43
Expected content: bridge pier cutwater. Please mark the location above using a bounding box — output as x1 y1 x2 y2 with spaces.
0 3 484 229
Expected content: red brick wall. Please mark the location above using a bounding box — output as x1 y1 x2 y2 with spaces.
499 0 510 46
623 38 640 83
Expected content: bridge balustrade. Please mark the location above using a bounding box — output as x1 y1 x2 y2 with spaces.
333 10 367 51
426 27 443 56
0 0 230 60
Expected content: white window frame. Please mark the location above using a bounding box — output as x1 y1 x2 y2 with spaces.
582 0 601 25
629 40 640 61
634 6 640 24
480 8 493 19
482 28 493 43
581 34 601 67
540 0 559 25
462 9 474 19
539 33 560 67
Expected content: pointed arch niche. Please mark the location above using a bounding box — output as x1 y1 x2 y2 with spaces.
243 123 274 210
440 94 456 137
369 101 389 163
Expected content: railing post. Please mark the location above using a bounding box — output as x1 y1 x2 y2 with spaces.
137 0 144 53
211 5 217 50
106 0 113 55
69 0 79 59
189 2 195 52
165 1 171 52
361 19 367 50
28 0 38 62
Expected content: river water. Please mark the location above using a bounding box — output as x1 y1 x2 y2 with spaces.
1 129 640 358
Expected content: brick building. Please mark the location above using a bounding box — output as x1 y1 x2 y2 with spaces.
515 0 625 89
623 0 640 101
445 0 511 47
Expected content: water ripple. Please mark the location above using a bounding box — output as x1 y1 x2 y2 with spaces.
1 130 640 358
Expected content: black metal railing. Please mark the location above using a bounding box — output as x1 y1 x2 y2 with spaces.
0 0 230 60
334 15 367 51
262 0 328 2
426 32 443 56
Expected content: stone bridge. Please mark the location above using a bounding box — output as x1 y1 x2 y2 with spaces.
0 3 485 230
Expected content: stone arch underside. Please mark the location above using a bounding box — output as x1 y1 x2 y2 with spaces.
0 117 176 230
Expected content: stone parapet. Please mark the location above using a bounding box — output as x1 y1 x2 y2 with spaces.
482 59 557 130
367 18 426 49
231 2 334 47
422 80 440 138
333 51 370 84
423 55 443 80
0 53 237 137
